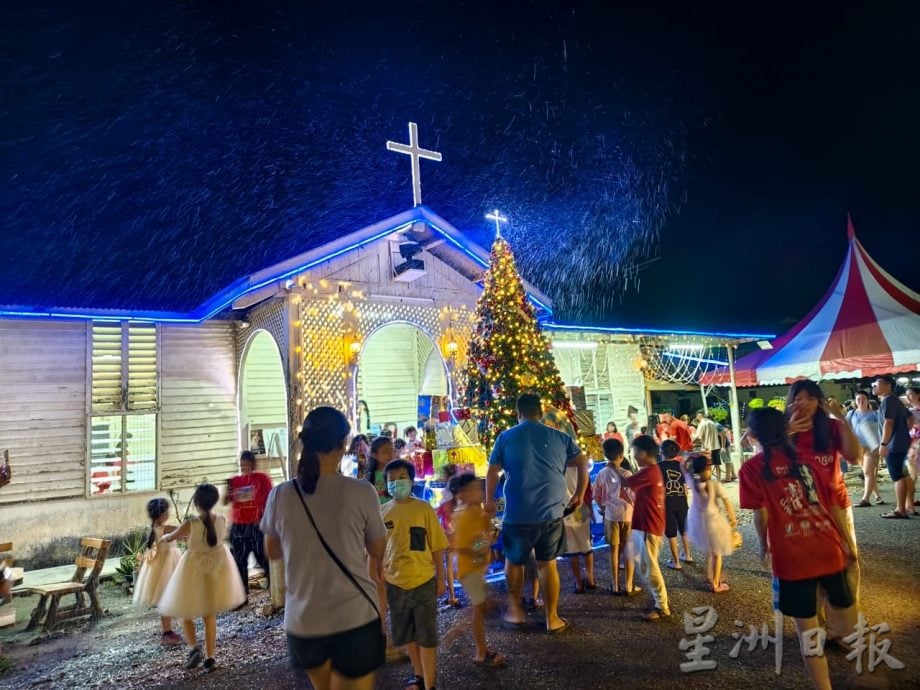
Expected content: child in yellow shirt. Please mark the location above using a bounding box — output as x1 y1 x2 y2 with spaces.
451 473 507 669
379 459 448 690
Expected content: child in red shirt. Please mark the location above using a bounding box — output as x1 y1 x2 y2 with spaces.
224 451 273 599
740 408 856 690
625 435 669 620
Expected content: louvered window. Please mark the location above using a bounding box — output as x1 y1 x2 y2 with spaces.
89 323 158 496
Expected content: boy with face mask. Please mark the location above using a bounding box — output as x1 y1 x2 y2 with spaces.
379 459 449 690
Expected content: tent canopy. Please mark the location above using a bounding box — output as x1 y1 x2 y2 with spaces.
702 218 920 386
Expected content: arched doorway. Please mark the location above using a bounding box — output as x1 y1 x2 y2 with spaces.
239 329 289 482
355 322 449 435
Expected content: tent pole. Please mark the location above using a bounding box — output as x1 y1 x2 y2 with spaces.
700 384 709 415
727 344 743 465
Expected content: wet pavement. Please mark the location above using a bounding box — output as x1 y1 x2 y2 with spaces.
2 477 919 689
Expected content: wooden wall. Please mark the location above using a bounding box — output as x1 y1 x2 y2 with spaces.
159 322 239 488
0 320 87 504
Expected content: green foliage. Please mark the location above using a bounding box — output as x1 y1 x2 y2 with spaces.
0 656 13 675
767 396 786 412
709 405 729 424
113 530 148 592
747 398 765 410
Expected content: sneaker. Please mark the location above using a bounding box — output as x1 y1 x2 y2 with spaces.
203 658 217 673
160 630 183 646
184 646 203 670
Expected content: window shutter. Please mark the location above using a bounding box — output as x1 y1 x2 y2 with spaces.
127 324 158 410
91 325 124 412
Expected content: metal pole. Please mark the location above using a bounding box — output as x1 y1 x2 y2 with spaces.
726 344 743 464
700 384 709 415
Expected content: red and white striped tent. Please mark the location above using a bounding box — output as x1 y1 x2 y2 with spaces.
701 218 920 386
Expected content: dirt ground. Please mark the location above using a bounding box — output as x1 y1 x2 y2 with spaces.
2 475 919 689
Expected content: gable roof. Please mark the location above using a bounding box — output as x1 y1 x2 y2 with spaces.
0 206 553 323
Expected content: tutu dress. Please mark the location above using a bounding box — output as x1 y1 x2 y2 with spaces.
158 515 245 619
133 525 181 607
685 473 734 557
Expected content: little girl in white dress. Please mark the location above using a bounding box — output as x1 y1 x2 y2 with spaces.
133 498 183 645
683 454 737 593
159 484 245 672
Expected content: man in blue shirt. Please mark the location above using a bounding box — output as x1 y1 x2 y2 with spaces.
485 393 588 633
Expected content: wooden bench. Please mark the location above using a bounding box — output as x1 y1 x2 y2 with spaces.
25 537 111 632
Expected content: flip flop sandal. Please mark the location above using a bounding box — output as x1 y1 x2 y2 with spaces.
500 619 528 631
666 560 682 570
626 587 644 597
880 511 909 519
474 651 508 668
405 675 424 689
855 500 872 507
547 618 570 634
874 498 886 505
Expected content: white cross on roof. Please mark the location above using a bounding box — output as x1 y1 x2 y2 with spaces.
485 209 508 238
386 122 442 207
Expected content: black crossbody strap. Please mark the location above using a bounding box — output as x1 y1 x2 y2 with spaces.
291 480 380 619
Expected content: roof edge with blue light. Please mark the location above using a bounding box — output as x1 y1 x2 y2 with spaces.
0 206 553 323
542 322 776 342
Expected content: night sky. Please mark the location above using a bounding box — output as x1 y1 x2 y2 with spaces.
2 2 918 334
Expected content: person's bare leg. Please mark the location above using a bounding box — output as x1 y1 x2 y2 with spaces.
904 473 916 512
445 553 456 603
625 549 636 592
536 559 564 631
667 536 680 563
711 553 723 588
894 477 909 514
203 615 216 659
472 602 487 660
610 545 620 592
419 645 437 690
680 533 692 561
793 617 832 690
305 660 333 690
406 641 424 680
160 615 173 634
182 618 197 647
585 551 595 587
861 453 878 502
714 465 722 481
504 561 526 624
569 556 583 589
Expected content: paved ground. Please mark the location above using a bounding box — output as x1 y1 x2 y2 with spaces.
2 477 919 689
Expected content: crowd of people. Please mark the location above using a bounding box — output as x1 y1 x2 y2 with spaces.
122 375 919 690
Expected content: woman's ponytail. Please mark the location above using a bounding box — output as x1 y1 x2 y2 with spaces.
298 407 351 495
202 511 217 547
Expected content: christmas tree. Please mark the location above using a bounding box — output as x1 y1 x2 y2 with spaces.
463 236 576 449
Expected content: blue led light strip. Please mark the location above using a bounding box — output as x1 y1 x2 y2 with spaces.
543 322 775 341
660 351 729 366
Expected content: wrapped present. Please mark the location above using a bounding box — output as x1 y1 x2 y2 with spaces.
453 407 472 421
573 409 596 436
460 419 479 445
445 446 488 476
435 423 454 447
410 450 434 478
438 411 451 423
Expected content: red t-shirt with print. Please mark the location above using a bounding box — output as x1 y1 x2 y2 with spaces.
229 472 273 524
625 464 665 536
792 418 850 509
739 449 847 581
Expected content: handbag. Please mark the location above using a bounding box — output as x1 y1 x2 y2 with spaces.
291 479 382 621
